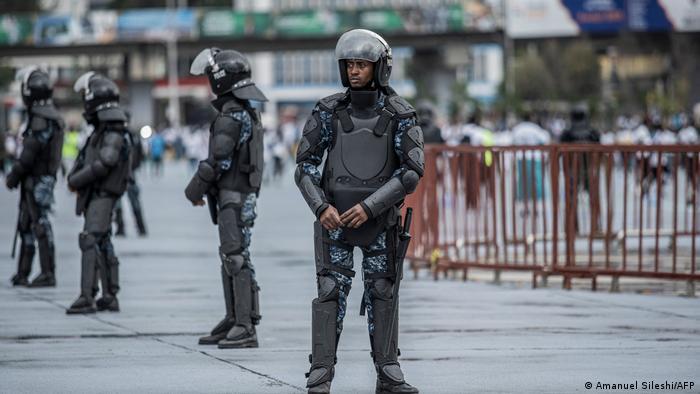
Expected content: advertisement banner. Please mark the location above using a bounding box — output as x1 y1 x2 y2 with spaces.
658 0 700 31
118 8 196 40
561 0 627 33
506 0 580 38
0 15 33 46
273 10 341 37
199 10 271 37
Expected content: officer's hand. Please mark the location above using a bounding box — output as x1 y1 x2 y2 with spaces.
192 199 206 206
5 173 19 189
320 205 342 230
340 204 369 229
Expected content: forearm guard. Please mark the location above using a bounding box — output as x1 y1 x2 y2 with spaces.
67 160 109 190
185 160 216 203
362 170 420 218
295 166 329 218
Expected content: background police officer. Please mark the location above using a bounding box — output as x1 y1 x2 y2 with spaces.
6 66 64 288
185 48 266 349
295 29 423 394
66 72 132 314
114 126 148 237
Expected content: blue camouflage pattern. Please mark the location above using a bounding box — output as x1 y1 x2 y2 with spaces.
239 192 257 273
324 227 390 336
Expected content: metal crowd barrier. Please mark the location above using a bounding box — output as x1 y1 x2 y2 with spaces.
405 144 700 294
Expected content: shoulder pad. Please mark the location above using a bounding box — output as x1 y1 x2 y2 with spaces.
318 92 347 112
213 114 241 134
96 107 128 123
386 95 416 118
30 116 48 132
30 104 65 129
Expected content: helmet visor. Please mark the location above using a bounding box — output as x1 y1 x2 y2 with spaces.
15 66 39 84
335 29 388 62
190 48 216 75
73 71 95 93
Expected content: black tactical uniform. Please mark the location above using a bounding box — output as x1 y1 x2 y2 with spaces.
296 29 423 394
66 72 132 314
114 128 147 237
185 48 266 349
6 66 64 287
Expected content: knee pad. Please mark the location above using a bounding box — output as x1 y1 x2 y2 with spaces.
369 278 394 301
79 232 97 251
221 252 245 276
317 275 340 302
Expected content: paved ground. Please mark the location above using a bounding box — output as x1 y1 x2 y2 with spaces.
0 162 699 393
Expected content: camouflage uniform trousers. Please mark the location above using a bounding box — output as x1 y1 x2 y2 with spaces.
218 192 257 274
18 176 56 251
323 227 396 336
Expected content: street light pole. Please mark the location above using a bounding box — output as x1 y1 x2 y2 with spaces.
166 0 181 131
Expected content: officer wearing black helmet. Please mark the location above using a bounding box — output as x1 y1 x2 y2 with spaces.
185 48 266 349
66 72 132 314
6 66 65 287
296 29 422 394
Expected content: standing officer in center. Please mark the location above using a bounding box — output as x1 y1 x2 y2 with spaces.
67 72 132 314
295 29 424 394
185 48 266 349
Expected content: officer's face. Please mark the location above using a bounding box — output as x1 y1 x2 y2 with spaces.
346 60 374 89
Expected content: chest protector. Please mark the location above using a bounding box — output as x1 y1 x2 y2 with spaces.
323 103 399 246
217 103 264 195
84 123 132 196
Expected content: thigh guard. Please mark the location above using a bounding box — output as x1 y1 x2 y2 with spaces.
84 197 116 234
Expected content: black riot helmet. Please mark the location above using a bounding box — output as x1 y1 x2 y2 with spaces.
73 72 121 117
335 29 392 88
190 47 267 102
15 66 53 107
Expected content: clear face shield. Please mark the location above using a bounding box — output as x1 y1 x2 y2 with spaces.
190 48 218 75
15 66 39 96
73 71 95 95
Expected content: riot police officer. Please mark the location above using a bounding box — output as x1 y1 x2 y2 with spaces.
114 127 148 237
416 100 443 144
185 48 266 349
66 72 132 314
295 29 423 394
6 66 64 287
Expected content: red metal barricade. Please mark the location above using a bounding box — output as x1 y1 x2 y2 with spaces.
406 144 700 289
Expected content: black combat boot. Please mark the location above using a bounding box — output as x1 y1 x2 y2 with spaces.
11 245 34 286
200 266 236 345
218 268 258 348
29 242 55 287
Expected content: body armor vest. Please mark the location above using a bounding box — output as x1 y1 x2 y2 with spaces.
26 104 64 178
323 93 399 246
83 122 132 196
216 102 264 195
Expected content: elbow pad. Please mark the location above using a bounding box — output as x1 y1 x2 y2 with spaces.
402 126 425 177
362 177 407 219
68 165 98 190
294 166 328 218
185 160 215 203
